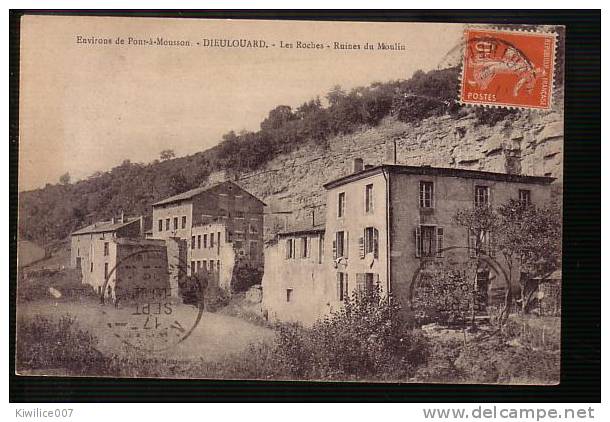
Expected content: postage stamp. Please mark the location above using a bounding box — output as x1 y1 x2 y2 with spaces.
460 28 556 109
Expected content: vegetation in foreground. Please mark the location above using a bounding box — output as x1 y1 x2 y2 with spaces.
16 288 559 384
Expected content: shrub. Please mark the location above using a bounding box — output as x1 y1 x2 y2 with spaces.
270 287 430 380
454 335 560 384
231 262 263 293
16 315 103 375
412 262 473 326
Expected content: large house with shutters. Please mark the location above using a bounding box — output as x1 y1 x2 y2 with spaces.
151 181 265 291
262 160 554 325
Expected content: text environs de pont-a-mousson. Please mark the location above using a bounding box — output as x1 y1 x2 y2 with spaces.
75 35 407 51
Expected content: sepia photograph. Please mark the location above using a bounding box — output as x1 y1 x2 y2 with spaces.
15 14 566 385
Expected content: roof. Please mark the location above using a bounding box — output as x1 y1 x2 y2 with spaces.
71 217 140 236
278 223 326 237
323 164 555 190
152 180 266 207
114 238 166 247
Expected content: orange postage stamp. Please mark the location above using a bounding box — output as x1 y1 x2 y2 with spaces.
461 28 556 109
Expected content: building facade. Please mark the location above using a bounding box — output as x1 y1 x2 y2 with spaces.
262 163 554 325
151 181 265 290
70 216 143 292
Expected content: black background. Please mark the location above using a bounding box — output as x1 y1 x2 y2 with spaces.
9 9 601 402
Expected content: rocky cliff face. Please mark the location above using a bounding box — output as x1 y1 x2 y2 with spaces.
210 112 563 238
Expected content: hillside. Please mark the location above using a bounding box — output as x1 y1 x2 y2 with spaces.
18 67 563 246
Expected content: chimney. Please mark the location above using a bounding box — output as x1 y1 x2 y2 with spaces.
385 139 397 164
353 158 364 173
120 210 125 223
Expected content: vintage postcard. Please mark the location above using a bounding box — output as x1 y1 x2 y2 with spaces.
16 15 564 383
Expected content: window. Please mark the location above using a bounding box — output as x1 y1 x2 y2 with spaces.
338 192 346 218
104 263 109 279
334 231 346 258
90 262 93 272
217 260 221 273
318 234 325 264
191 261 196 274
415 225 437 258
210 261 215 272
210 234 215 248
104 242 109 256
197 260 202 273
197 235 202 249
249 223 258 234
286 288 293 303
365 184 374 213
475 186 490 207
356 273 377 294
165 218 170 231
419 182 434 208
173 217 178 230
519 189 531 206
301 237 309 258
203 234 208 248
286 238 295 259
469 230 494 257
158 219 163 232
235 211 245 219
217 232 221 246
181 216 187 229
191 236 195 249
337 273 349 301
364 227 379 259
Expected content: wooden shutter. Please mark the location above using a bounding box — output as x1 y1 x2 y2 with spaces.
336 273 341 300
415 227 421 257
344 274 349 299
332 239 337 260
345 231 349 258
285 239 290 259
359 234 365 259
373 228 379 259
356 273 365 292
436 227 444 257
469 231 478 258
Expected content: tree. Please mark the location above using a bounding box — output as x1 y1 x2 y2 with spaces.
159 149 175 161
495 200 562 314
59 172 71 185
453 205 501 329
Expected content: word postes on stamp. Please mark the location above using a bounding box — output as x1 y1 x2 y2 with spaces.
461 28 556 109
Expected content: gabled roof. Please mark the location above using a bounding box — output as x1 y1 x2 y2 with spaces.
152 180 266 207
71 217 140 236
323 164 555 190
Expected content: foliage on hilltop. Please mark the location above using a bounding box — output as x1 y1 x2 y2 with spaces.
19 66 521 246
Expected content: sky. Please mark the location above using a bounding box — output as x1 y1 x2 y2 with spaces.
19 16 463 191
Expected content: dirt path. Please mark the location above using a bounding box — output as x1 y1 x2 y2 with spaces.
18 299 275 362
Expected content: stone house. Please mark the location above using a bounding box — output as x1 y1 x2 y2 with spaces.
151 181 265 291
262 160 554 325
70 215 186 300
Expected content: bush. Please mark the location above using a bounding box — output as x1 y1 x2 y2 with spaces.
412 262 473 326
16 315 103 374
455 335 559 384
269 287 430 380
231 262 263 293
